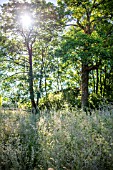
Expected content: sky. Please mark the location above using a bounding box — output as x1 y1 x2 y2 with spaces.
0 0 57 5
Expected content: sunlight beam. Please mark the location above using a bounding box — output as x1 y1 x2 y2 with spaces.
20 14 32 29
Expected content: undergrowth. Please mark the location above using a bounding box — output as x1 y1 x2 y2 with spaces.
0 107 113 170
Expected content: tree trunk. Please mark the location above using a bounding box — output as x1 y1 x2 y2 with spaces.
100 69 103 96
96 68 99 94
103 66 106 96
27 43 36 113
81 63 89 110
92 70 95 93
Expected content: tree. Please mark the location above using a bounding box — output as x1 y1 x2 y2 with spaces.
0 0 59 113
57 0 113 109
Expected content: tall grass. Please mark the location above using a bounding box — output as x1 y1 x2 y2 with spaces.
0 107 113 170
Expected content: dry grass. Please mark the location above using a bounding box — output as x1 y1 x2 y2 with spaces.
0 107 113 170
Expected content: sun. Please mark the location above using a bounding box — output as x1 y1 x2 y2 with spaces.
20 14 32 29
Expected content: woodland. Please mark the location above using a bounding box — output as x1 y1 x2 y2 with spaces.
0 0 113 169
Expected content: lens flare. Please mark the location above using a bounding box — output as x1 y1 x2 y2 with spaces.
20 14 32 29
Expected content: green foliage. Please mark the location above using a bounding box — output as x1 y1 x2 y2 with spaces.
0 0 61 110
59 29 105 64
89 93 104 109
0 108 113 170
39 88 80 110
39 92 64 110
1 0 113 110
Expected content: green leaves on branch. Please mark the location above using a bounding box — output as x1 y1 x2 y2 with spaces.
57 29 107 64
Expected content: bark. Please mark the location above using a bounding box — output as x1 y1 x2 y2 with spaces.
39 48 44 91
44 72 47 97
103 66 107 96
81 63 89 110
36 91 40 107
80 13 91 110
27 43 36 112
96 68 99 94
100 69 103 96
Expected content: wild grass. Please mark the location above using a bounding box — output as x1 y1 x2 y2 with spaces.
0 107 113 170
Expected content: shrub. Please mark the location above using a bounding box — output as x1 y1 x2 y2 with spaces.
39 88 80 110
39 92 64 110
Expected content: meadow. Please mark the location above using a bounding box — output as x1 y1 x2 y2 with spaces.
0 107 113 170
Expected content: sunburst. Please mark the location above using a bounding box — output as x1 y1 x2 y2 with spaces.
20 14 32 29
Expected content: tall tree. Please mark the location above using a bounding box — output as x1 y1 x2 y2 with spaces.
57 0 113 109
0 0 59 113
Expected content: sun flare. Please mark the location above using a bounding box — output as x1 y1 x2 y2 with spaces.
20 14 32 29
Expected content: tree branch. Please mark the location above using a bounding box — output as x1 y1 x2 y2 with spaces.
86 65 98 72
66 23 78 27
85 60 102 72
77 19 85 30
